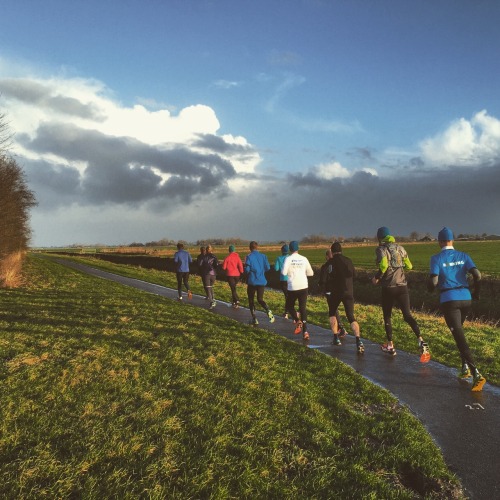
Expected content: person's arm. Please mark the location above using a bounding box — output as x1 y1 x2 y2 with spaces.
427 274 438 292
372 247 386 283
470 267 481 300
306 259 314 277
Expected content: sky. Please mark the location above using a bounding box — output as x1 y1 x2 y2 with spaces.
1 0 499 247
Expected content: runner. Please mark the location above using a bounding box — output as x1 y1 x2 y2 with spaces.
173 242 193 300
372 226 430 362
274 244 290 318
282 240 314 341
428 227 486 391
244 241 275 325
222 244 244 308
324 243 364 352
200 244 219 309
318 249 347 338
196 246 208 299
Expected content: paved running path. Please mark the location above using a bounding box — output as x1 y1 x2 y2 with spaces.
52 258 500 499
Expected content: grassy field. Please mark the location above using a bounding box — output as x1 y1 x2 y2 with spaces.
37 240 500 277
0 256 465 498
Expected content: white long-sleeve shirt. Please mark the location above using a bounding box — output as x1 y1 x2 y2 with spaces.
282 253 314 291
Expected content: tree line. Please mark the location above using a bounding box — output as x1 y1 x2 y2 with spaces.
0 111 37 285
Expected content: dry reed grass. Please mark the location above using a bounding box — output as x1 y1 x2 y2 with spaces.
0 251 25 287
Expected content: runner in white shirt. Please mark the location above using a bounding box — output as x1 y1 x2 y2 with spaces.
282 240 314 341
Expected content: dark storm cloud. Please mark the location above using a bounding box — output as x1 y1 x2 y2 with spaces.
193 133 254 154
0 78 104 120
23 158 81 209
269 163 500 237
23 121 237 207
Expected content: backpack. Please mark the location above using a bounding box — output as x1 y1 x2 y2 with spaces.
386 243 404 268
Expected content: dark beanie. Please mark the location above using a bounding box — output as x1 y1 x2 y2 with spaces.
289 240 299 252
377 226 391 239
331 242 342 253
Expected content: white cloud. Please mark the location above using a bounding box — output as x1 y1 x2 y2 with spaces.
314 161 350 179
420 110 500 167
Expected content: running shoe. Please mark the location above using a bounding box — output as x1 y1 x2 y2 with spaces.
381 344 396 356
419 341 431 363
294 320 303 335
178 296 183 301
303 331 310 341
458 363 472 379
209 301 216 309
333 336 342 346
284 313 289 319
187 290 193 300
267 310 275 323
234 301 240 309
250 317 259 325
338 326 347 338
471 372 486 392
356 340 364 354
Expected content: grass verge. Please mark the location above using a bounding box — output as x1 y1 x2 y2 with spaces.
0 256 466 498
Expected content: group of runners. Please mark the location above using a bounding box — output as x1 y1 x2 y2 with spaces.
173 225 486 392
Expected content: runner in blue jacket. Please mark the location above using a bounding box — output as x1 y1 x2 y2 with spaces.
428 227 485 391
245 241 275 325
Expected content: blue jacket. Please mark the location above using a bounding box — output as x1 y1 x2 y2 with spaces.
245 250 270 286
274 254 288 282
174 249 192 273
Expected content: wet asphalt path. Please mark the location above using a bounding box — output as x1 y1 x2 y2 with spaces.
52 258 500 499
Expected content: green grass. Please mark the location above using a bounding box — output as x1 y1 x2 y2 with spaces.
0 256 464 498
261 241 500 277
60 254 500 388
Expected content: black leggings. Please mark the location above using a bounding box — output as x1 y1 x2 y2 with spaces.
279 281 288 313
176 272 190 295
285 288 308 323
381 286 420 341
441 300 477 371
327 293 356 323
247 285 269 315
227 276 240 303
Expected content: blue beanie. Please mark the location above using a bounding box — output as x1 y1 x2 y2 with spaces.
377 226 391 239
281 244 289 254
438 227 454 241
289 240 299 252
228 244 235 252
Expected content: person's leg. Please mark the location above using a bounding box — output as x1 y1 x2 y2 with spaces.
228 277 238 304
395 286 422 339
296 289 308 335
184 273 192 299
182 272 190 293
176 272 183 298
442 300 477 372
280 281 289 316
247 285 257 322
327 294 342 345
286 290 300 325
255 285 274 322
381 287 395 347
343 295 363 352
205 275 215 305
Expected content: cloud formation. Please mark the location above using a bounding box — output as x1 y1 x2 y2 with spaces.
1 69 499 246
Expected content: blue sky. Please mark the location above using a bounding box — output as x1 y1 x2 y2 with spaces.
1 0 499 246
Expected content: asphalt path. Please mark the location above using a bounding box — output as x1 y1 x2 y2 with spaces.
52 258 500 499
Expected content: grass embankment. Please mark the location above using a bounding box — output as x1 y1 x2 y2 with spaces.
63 254 500 387
0 256 463 498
